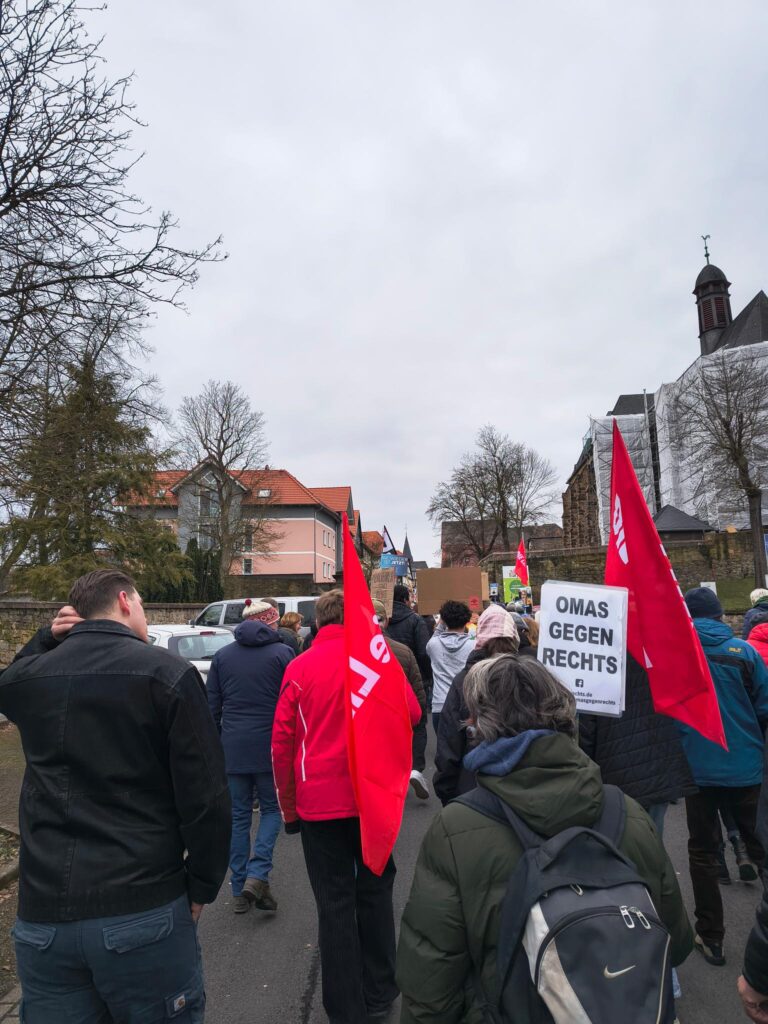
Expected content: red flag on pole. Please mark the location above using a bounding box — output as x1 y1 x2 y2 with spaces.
604 421 726 747
342 514 416 874
515 537 529 586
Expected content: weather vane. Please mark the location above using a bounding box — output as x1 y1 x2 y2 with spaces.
702 234 711 265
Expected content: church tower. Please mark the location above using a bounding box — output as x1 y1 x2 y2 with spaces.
693 237 732 355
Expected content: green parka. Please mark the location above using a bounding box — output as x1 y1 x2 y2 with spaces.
397 733 692 1024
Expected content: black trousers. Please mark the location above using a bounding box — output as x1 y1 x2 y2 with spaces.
685 785 764 943
301 817 398 1024
412 712 427 772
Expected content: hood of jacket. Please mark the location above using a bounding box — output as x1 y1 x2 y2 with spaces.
477 732 604 836
431 630 474 654
463 646 493 670
750 622 768 645
693 616 733 647
234 619 284 647
389 601 415 627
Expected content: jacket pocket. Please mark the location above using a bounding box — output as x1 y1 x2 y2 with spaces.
165 969 205 1020
12 921 56 950
103 907 174 954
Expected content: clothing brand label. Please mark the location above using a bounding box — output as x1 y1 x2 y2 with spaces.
603 964 636 979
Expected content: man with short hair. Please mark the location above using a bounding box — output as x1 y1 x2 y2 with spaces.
681 587 768 968
1 569 231 1022
272 589 421 1024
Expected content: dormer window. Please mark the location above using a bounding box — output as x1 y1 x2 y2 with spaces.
156 488 166 499
258 489 271 498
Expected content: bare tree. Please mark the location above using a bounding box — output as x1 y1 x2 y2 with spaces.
676 349 768 586
506 443 559 536
0 0 222 431
174 381 278 588
427 426 557 562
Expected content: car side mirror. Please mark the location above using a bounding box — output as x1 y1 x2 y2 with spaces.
188 619 195 626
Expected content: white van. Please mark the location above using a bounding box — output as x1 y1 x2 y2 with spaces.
191 596 319 634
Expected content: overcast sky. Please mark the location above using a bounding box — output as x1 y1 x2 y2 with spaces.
98 1 768 564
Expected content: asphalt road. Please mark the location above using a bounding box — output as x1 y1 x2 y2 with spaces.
199 746 762 1024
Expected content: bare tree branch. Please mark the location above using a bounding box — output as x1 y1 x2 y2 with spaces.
675 348 768 585
173 380 279 589
427 426 557 563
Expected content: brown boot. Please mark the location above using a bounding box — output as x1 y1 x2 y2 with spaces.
242 878 278 912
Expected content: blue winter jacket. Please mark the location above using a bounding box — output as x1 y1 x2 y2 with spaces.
677 618 768 788
207 620 294 774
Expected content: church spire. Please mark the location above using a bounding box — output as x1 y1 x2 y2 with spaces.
693 238 732 356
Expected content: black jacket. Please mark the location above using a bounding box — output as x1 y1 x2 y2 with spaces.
277 626 302 656
577 655 696 809
387 602 432 682
433 647 493 805
0 621 231 923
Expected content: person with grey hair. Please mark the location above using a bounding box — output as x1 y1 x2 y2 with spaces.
397 655 692 1023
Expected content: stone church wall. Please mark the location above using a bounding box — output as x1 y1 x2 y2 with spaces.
486 530 756 605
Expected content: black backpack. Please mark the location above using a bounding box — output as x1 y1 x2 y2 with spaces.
455 784 675 1024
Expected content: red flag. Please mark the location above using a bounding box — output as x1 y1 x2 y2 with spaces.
515 537 529 586
342 514 414 874
604 421 726 747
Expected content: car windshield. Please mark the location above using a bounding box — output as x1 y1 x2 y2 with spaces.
168 633 234 662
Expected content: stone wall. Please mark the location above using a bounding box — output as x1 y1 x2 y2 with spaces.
562 447 601 548
0 603 205 667
223 575 338 599
487 531 757 607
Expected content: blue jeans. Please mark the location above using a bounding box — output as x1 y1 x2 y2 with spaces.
228 772 281 894
13 894 203 1023
646 802 669 837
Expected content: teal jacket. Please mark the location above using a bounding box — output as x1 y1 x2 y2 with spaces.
678 618 768 787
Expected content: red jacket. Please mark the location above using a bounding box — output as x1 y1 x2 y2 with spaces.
271 624 421 823
749 622 768 668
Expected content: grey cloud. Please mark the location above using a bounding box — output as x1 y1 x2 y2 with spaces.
99 0 768 561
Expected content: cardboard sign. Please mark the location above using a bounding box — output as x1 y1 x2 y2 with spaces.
537 580 628 717
370 568 396 618
415 568 489 616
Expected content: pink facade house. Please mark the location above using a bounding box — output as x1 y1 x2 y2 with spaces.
133 463 362 592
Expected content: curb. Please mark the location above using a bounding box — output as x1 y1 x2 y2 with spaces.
0 859 18 889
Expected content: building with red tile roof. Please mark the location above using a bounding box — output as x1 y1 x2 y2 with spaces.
129 463 360 589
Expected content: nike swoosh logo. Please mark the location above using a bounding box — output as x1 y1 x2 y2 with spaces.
604 965 636 979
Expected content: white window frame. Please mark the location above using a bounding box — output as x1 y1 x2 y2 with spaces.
242 557 253 575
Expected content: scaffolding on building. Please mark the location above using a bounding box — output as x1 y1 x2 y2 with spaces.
591 412 656 545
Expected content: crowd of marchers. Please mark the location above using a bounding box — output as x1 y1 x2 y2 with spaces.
3 573 768 1022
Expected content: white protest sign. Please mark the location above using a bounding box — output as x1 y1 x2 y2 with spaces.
537 580 628 717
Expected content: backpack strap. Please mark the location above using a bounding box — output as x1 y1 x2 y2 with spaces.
454 786 543 851
591 784 627 849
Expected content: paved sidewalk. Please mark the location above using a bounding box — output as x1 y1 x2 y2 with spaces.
0 985 19 1022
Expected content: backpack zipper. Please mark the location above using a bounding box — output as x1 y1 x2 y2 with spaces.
533 905 665 983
